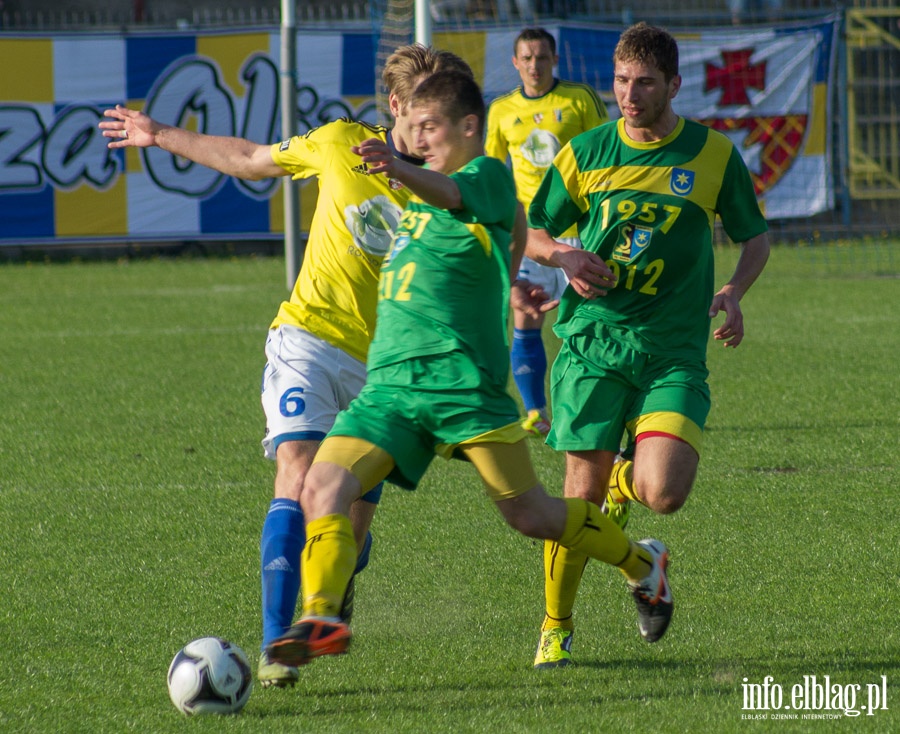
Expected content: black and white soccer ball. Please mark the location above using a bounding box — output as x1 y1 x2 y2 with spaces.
167 636 253 715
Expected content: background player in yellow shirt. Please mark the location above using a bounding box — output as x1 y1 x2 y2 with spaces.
485 27 608 437
100 44 472 689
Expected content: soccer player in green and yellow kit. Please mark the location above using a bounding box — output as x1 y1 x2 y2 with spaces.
263 70 674 669
526 22 771 667
486 28 608 437
101 45 473 688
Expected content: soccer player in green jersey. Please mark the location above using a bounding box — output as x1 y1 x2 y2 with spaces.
263 70 674 670
526 22 771 667
100 45 473 688
486 28 609 438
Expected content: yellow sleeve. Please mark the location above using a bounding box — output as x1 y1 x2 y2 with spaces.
583 88 609 130
484 102 509 162
270 121 349 180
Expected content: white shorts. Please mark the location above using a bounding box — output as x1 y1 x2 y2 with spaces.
260 325 368 460
517 236 581 302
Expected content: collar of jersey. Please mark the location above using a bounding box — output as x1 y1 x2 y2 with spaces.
388 130 425 166
520 78 560 101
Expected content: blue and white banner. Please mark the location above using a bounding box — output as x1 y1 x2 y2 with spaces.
0 18 838 245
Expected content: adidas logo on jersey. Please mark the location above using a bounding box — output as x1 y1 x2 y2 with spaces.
351 163 369 175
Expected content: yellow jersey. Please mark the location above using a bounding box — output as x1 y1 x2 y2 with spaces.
269 119 418 362
485 80 608 238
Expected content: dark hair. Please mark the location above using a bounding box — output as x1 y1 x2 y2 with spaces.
514 27 556 56
613 22 679 81
410 70 486 135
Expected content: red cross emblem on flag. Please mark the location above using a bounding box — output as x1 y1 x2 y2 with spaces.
704 49 767 106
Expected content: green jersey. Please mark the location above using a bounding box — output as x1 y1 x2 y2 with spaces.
367 156 518 387
529 117 768 360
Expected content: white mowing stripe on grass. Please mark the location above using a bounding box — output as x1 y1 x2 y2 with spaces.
37 324 265 338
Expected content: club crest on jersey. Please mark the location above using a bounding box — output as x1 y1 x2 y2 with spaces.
533 113 543 124
383 232 411 267
612 222 653 263
388 178 405 190
670 168 695 196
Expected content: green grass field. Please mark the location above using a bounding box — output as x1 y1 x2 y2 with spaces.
0 242 897 733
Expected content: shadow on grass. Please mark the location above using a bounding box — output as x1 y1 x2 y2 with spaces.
250 652 900 719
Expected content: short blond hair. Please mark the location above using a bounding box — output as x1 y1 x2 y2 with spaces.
382 44 473 111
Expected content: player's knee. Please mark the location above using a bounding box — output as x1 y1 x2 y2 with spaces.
638 482 690 515
497 496 550 537
504 510 545 538
300 463 362 519
273 468 304 502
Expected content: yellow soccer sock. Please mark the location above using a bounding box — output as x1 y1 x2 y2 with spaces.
608 459 641 504
557 498 654 582
541 540 587 631
616 541 654 583
558 497 630 564
300 514 357 619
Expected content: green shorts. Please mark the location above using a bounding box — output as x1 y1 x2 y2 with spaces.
329 351 523 489
548 331 711 454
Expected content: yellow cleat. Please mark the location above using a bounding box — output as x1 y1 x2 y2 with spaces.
533 628 574 669
257 650 299 688
522 409 551 438
602 494 631 530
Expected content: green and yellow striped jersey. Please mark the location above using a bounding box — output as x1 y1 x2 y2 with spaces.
529 117 768 360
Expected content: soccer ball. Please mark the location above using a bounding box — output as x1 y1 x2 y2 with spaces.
166 637 253 715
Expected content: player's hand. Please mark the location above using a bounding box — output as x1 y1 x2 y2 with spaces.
99 105 161 148
709 285 745 347
511 279 557 319
351 138 395 176
557 248 617 299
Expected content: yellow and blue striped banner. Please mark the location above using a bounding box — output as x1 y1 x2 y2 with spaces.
0 19 837 245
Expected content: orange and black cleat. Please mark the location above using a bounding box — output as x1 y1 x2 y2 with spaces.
265 617 352 668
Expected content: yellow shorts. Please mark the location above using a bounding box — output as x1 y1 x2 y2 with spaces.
314 430 539 502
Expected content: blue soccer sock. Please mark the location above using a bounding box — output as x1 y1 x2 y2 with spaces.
260 498 305 650
355 529 373 574
511 327 548 412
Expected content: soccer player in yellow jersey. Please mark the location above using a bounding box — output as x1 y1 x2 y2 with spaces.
100 44 473 689
485 28 608 438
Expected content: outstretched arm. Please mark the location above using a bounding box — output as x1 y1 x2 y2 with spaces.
99 104 286 181
709 232 771 348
